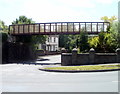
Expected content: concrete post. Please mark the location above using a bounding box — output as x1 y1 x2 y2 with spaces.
61 48 66 65
116 48 120 63
89 48 95 64
72 48 78 65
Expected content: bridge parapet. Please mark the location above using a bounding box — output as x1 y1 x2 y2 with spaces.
9 22 110 35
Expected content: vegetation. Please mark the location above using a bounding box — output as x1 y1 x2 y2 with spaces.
0 31 8 42
77 31 89 53
89 16 119 52
1 15 119 53
44 64 120 71
59 31 89 53
12 16 47 49
0 20 9 43
12 16 35 24
59 16 119 53
88 32 115 52
0 20 8 32
101 16 117 24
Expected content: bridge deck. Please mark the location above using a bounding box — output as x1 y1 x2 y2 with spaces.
9 22 110 35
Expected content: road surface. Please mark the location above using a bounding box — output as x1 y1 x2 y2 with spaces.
0 55 119 92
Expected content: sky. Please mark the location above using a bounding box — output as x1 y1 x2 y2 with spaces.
0 0 119 25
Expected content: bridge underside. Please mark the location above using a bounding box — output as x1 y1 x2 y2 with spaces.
9 22 110 35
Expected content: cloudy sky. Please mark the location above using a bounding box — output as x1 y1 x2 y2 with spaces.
0 0 119 25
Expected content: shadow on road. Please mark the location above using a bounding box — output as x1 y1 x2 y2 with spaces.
36 58 50 61
2 56 61 65
17 62 61 65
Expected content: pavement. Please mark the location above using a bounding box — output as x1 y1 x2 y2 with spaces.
0 55 120 92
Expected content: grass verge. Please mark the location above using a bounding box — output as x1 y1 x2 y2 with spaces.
44 64 120 71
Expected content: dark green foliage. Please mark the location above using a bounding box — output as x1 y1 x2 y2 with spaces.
59 31 89 53
59 35 78 52
0 31 8 42
15 35 47 44
12 16 47 47
12 16 34 44
15 35 32 43
88 21 120 52
78 31 89 52
12 16 35 24
0 20 8 32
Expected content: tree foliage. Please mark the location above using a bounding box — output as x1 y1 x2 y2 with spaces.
0 20 8 43
12 16 47 45
109 21 120 48
0 31 8 42
59 31 89 52
59 35 78 52
0 20 8 32
12 16 35 24
78 31 89 52
89 16 119 52
101 16 117 23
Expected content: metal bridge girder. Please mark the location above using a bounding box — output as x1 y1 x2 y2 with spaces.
9 22 110 35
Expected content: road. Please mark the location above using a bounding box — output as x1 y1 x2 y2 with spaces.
0 55 119 92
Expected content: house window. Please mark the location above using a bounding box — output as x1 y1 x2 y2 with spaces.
54 37 56 42
48 37 49 42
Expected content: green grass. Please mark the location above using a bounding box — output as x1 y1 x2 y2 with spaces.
44 64 120 71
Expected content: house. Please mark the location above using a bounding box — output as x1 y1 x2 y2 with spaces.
38 35 59 51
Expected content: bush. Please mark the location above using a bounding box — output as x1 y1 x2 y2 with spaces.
88 31 118 52
0 31 8 43
78 31 89 53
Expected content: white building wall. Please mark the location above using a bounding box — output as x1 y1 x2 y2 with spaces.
46 35 59 51
38 35 59 51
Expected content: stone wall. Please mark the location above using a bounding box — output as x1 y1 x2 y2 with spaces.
61 48 120 66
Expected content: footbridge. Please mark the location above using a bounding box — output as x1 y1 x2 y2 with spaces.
9 22 110 35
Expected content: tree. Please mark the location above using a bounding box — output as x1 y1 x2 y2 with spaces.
12 16 35 24
59 24 78 52
0 31 8 42
0 20 8 32
89 31 117 52
0 20 8 43
88 36 99 49
101 16 117 32
109 21 120 48
101 16 117 23
88 16 119 52
59 34 79 52
12 16 47 46
78 31 89 52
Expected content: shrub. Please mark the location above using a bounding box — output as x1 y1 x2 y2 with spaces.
0 31 8 43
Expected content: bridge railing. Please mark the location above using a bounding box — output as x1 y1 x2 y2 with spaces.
9 22 110 35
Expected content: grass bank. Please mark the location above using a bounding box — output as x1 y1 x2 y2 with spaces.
44 64 120 71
